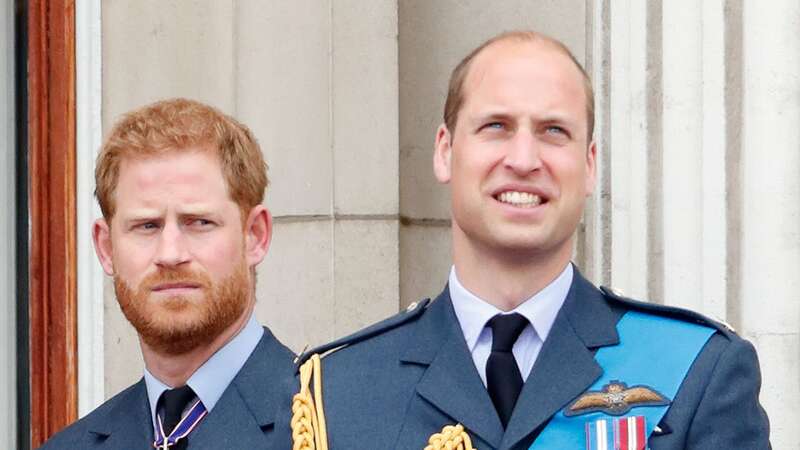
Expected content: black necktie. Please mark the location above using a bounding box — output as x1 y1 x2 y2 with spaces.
486 313 529 428
158 385 196 449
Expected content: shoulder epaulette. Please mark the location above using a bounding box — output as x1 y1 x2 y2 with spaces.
294 298 432 369
289 299 433 450
599 286 737 337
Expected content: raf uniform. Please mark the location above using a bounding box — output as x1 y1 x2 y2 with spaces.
290 266 770 450
40 315 294 450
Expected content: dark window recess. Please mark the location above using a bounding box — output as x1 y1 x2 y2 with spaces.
14 1 30 449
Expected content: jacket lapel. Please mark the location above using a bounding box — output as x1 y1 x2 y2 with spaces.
86 379 153 448
401 288 505 449
501 268 620 449
191 328 290 449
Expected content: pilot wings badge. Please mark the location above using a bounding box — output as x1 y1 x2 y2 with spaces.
564 380 669 417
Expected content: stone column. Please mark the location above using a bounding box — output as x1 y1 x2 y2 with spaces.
241 0 401 351
740 1 800 446
586 1 798 445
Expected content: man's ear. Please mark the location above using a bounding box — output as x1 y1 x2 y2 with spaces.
585 140 597 196
244 205 272 267
93 218 115 276
433 123 453 184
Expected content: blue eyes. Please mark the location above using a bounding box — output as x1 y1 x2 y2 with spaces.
476 122 506 133
478 123 569 139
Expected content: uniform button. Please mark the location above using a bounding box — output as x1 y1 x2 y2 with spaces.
406 301 418 312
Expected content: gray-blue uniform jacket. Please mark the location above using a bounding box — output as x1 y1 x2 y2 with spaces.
39 328 294 450
288 269 770 449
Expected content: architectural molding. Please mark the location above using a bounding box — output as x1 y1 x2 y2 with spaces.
27 0 78 446
76 0 104 418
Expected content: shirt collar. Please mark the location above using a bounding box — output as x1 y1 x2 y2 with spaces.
143 312 264 427
449 263 573 351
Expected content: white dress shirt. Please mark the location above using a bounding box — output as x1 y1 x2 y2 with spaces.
449 263 573 386
143 312 264 432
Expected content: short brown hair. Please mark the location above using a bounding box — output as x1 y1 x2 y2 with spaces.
443 30 595 140
95 98 268 220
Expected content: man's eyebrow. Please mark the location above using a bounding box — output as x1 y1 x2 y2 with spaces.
175 205 218 217
469 110 515 123
537 112 575 124
119 209 161 222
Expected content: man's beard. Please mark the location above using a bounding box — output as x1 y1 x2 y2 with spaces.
114 261 250 355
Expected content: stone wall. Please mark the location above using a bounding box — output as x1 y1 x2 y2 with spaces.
99 1 798 447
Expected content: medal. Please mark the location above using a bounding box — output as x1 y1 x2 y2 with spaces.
152 399 208 449
585 416 646 450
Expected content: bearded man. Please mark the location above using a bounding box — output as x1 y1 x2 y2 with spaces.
40 98 294 449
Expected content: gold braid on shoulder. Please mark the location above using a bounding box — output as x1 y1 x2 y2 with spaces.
291 354 328 450
424 423 475 450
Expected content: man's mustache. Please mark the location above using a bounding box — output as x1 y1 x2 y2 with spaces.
139 268 211 291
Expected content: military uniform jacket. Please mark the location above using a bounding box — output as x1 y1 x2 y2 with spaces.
291 270 770 450
40 328 294 450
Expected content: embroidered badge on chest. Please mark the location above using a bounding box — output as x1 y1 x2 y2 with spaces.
565 380 669 417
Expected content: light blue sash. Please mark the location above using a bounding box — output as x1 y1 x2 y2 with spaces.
530 311 715 449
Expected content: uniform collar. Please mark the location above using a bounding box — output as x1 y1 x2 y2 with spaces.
400 266 620 449
449 263 573 351
143 312 264 429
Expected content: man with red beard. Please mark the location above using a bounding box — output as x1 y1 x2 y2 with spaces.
40 98 294 449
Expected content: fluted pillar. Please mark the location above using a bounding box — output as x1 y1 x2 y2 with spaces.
586 1 798 445
740 1 800 446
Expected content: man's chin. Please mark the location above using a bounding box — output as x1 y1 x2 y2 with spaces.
481 226 549 250
138 320 218 355
133 301 248 356
479 229 571 260
151 293 203 310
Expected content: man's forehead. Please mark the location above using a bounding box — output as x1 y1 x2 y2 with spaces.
472 38 583 87
113 150 232 205
462 39 585 103
117 146 217 168
117 149 222 181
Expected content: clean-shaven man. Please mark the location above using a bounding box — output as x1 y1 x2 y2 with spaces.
289 31 770 450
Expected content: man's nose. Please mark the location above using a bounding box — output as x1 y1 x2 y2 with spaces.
503 130 542 175
154 222 190 267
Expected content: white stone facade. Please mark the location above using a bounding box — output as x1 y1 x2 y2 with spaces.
91 1 798 447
